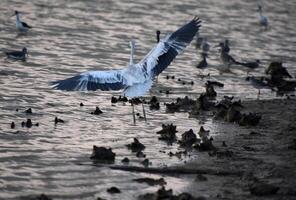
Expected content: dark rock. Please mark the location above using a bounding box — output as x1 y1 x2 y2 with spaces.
136 151 146 158
133 177 166 186
224 106 242 123
266 62 292 79
118 96 128 102
21 121 25 127
238 113 261 126
121 157 130 163
26 119 32 128
107 187 121 194
165 102 181 113
249 183 279 196
126 138 145 152
149 96 160 110
111 96 118 103
90 146 115 162
25 108 32 114
80 102 84 106
35 123 39 127
205 83 217 98
165 90 170 95
141 158 150 167
11 122 15 129
54 117 64 125
157 124 178 143
179 129 197 147
91 106 103 115
36 194 52 200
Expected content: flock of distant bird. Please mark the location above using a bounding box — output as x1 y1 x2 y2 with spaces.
4 4 294 102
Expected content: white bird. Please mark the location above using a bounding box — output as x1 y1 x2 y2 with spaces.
257 5 268 29
13 11 32 32
52 17 201 98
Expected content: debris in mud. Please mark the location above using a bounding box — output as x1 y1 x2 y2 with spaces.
136 151 146 158
165 102 181 113
249 182 279 196
111 96 118 103
149 96 160 110
205 82 217 98
25 108 33 114
129 98 143 105
111 96 128 103
138 186 201 200
157 124 178 143
21 119 38 128
107 186 121 194
194 127 216 151
54 117 64 125
121 157 130 163
238 113 261 126
133 177 166 186
179 129 198 147
168 150 187 159
141 158 150 167
91 106 103 115
126 138 146 152
11 122 15 129
176 96 196 110
90 146 115 162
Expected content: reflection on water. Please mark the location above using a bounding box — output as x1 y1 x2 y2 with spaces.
0 0 295 199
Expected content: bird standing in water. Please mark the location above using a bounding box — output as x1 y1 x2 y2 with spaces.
5 47 28 61
12 11 32 32
257 5 268 29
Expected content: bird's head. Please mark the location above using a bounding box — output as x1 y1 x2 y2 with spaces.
129 40 135 48
257 5 262 12
22 47 28 55
12 10 19 17
156 30 161 43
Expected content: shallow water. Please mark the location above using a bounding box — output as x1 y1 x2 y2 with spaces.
0 0 295 199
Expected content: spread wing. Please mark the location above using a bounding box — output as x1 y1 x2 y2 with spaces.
137 17 201 77
51 70 129 91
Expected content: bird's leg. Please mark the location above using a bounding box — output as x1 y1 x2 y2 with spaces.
142 103 147 122
129 40 135 66
257 89 261 100
132 102 136 125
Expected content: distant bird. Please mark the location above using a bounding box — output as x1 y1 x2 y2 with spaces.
5 47 28 61
52 17 201 97
223 39 230 53
201 37 210 53
156 30 161 43
216 42 237 70
196 53 208 69
52 17 201 124
266 62 292 79
195 37 204 49
12 11 32 32
257 5 268 29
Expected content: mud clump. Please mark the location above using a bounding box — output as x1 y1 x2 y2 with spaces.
139 186 202 200
133 177 166 186
194 126 216 151
107 187 121 194
90 146 115 162
179 129 198 147
126 138 146 152
149 96 160 110
121 157 130 163
91 106 103 115
25 108 33 114
165 102 181 113
157 124 178 143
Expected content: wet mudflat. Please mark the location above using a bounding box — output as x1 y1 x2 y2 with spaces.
0 0 296 199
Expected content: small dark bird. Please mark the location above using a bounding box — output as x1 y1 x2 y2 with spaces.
26 119 32 128
55 117 64 125
111 96 118 103
80 102 84 106
266 62 292 79
196 53 208 69
91 107 103 115
156 30 160 43
5 47 28 61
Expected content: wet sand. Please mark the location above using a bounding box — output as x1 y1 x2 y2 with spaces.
174 98 296 199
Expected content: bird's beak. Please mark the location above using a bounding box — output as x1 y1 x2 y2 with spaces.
11 13 16 17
